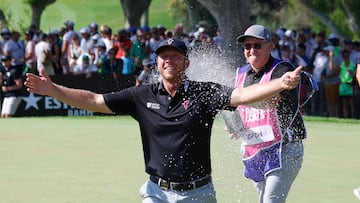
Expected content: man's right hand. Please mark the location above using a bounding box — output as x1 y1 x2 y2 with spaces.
24 68 53 96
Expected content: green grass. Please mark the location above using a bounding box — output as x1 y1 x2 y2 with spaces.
0 0 177 33
0 116 360 202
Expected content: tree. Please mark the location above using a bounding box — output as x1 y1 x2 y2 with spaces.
25 0 56 29
169 0 288 64
168 0 217 36
0 9 6 28
120 0 152 29
294 0 360 39
167 0 188 28
192 0 253 65
183 0 217 34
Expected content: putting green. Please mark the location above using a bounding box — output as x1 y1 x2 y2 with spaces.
0 116 359 202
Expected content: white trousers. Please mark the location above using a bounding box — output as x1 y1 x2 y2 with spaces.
1 96 22 116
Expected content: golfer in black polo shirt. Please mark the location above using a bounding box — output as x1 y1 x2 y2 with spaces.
24 38 301 203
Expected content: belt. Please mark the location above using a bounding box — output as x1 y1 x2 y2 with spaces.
150 175 212 191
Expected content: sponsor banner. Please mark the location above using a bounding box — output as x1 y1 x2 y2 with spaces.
12 73 135 117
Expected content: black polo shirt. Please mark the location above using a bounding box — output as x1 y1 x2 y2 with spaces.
0 65 22 97
243 56 306 142
103 80 235 182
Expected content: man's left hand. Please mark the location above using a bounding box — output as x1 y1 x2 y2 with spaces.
281 66 302 90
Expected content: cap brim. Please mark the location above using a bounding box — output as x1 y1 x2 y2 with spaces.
155 46 186 55
237 34 266 42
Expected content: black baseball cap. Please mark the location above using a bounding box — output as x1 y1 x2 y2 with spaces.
155 38 188 56
1 55 11 61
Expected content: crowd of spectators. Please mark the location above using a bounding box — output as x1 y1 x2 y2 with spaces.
0 20 359 118
269 27 360 119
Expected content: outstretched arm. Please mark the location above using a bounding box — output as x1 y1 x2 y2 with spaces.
24 68 113 114
230 66 302 106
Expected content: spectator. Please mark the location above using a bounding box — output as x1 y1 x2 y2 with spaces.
355 49 360 119
173 23 184 39
89 22 99 36
282 29 296 54
90 33 101 61
325 33 342 117
49 29 62 75
27 24 40 43
148 27 161 62
72 54 98 78
100 47 123 81
114 29 132 60
213 27 223 51
193 21 208 40
270 32 282 59
136 58 158 86
24 30 37 74
280 44 294 64
35 33 55 76
302 27 318 60
3 30 25 73
140 25 151 41
197 27 210 43
338 50 355 118
94 40 108 72
120 49 134 76
311 43 329 116
68 34 82 72
294 43 310 71
343 39 358 65
61 20 77 74
129 30 147 75
0 28 12 53
128 27 138 43
100 25 113 52
156 25 167 40
164 29 173 39
0 55 23 118
309 31 327 70
80 27 94 56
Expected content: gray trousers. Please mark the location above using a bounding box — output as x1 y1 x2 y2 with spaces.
139 180 216 203
253 141 304 203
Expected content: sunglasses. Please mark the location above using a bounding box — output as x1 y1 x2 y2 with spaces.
243 41 268 50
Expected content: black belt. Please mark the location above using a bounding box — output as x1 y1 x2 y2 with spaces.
150 175 212 191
